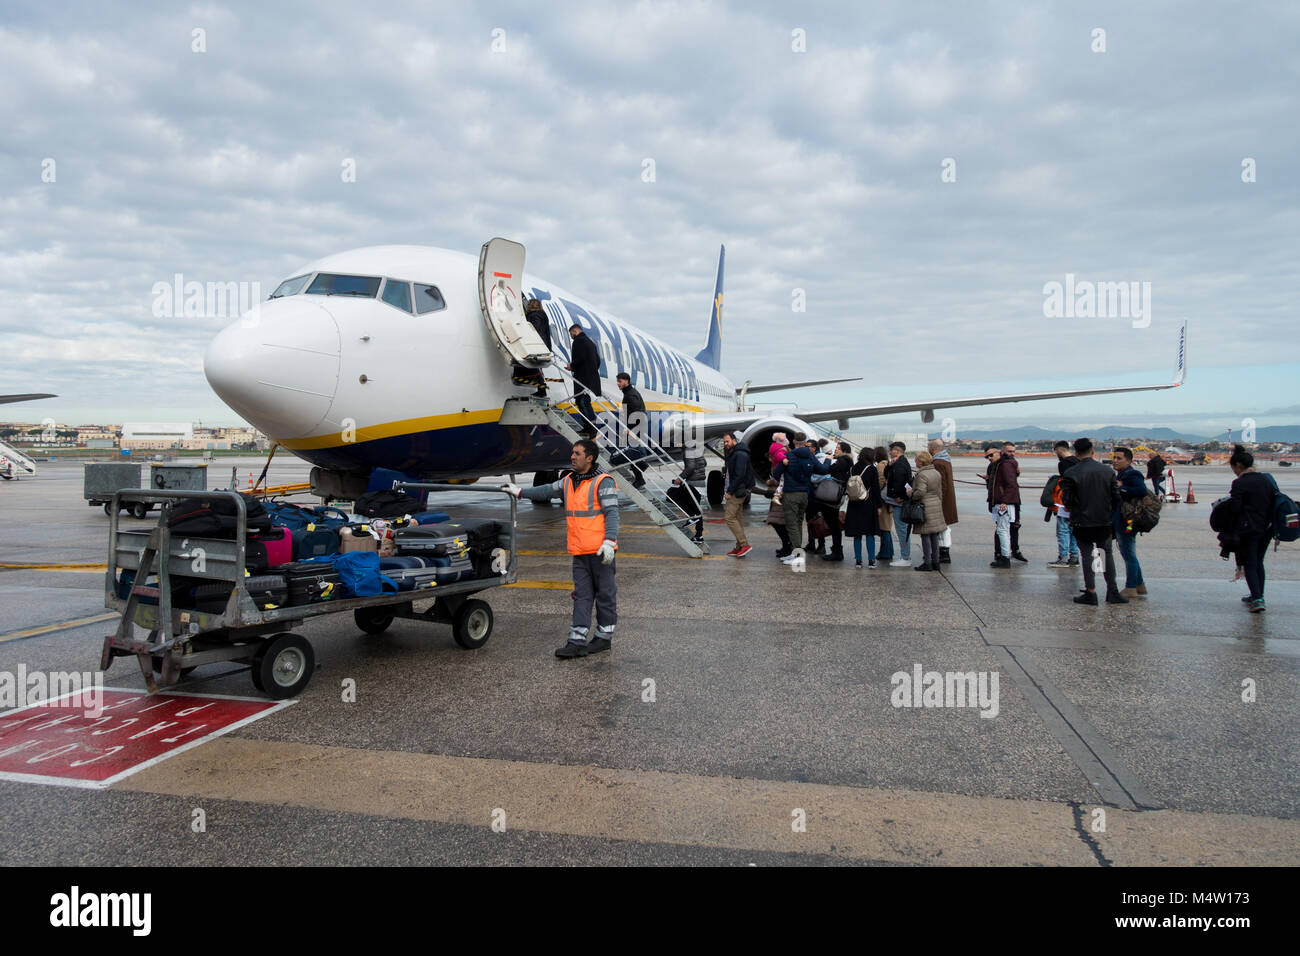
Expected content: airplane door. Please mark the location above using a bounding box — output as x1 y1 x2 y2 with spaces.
478 238 552 368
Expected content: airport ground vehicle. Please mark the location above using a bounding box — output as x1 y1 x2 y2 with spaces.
100 484 517 699
85 462 208 517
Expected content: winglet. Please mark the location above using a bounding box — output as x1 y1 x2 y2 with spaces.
694 245 724 371
1173 321 1188 386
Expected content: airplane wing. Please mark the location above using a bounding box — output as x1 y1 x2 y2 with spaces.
741 377 862 395
0 393 56 406
686 322 1188 439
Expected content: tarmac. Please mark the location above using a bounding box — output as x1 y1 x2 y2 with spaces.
0 454 1297 866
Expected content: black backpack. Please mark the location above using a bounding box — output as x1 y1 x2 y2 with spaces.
354 489 427 518
166 493 272 537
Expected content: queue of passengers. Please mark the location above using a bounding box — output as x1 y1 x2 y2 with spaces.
711 432 1279 613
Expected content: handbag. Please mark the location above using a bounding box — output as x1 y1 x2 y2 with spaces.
814 478 843 504
766 499 786 526
808 512 831 539
901 499 926 526
878 505 894 532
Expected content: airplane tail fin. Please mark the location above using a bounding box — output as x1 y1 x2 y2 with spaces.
1172 320 1187 386
694 245 724 371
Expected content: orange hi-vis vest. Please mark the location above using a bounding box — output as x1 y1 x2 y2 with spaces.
564 471 617 555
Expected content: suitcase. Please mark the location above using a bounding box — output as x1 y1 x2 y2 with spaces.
379 555 433 570
282 561 342 605
292 525 339 560
393 527 469 558
410 511 450 525
252 526 292 568
338 526 378 553
244 574 289 609
385 567 441 592
440 518 506 556
434 555 474 583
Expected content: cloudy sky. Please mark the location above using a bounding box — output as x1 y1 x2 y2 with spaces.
1 0 1296 437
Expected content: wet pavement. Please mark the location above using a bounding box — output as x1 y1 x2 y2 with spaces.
0 455 1296 865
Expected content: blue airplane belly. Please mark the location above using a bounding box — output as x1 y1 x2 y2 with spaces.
293 422 576 479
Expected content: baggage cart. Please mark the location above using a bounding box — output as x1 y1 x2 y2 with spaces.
84 462 150 517
100 484 518 699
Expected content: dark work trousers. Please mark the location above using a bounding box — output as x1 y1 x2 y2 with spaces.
667 483 704 538
1238 531 1269 600
571 553 616 640
573 386 598 434
1073 526 1118 594
773 523 792 552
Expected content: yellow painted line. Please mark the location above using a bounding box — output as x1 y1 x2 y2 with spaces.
506 580 574 590
519 549 725 561
113 737 1300 866
0 612 119 644
0 562 105 571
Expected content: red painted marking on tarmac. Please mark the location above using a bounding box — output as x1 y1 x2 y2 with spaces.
0 689 290 789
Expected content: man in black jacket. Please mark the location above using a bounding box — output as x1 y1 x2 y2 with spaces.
819 442 853 561
1146 452 1167 497
722 431 755 556
566 324 601 437
883 442 913 565
615 372 648 488
1059 437 1127 605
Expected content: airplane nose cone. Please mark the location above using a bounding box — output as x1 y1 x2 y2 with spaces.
204 299 341 438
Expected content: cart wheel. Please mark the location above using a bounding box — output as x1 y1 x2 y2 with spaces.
354 606 395 635
103 502 114 516
452 599 493 649
131 502 149 519
252 633 315 699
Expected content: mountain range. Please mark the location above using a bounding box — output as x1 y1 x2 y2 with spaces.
928 425 1300 444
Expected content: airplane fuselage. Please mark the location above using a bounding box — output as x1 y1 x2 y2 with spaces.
204 245 736 479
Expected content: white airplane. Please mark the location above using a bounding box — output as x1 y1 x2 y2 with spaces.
203 240 1188 504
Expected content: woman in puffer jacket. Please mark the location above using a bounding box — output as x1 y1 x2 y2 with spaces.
909 450 948 571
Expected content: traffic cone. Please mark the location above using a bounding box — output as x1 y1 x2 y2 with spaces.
1185 481 1196 504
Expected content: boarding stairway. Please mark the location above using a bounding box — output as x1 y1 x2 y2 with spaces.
0 438 38 479
499 389 707 558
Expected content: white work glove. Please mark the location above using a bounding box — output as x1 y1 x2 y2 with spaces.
501 483 523 498
597 539 617 564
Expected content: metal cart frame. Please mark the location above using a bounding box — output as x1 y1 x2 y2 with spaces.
101 484 518 699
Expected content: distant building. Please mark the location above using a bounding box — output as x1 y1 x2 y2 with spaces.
121 422 194 450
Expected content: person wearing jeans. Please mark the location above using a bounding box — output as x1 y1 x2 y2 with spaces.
1055 513 1080 565
884 442 912 564
1111 446 1148 597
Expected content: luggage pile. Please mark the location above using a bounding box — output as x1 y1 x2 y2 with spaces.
156 493 511 611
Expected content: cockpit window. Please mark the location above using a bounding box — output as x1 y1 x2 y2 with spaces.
306 273 381 297
413 283 446 314
270 274 311 298
381 279 413 313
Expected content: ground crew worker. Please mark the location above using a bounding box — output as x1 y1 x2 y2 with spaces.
505 439 619 658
